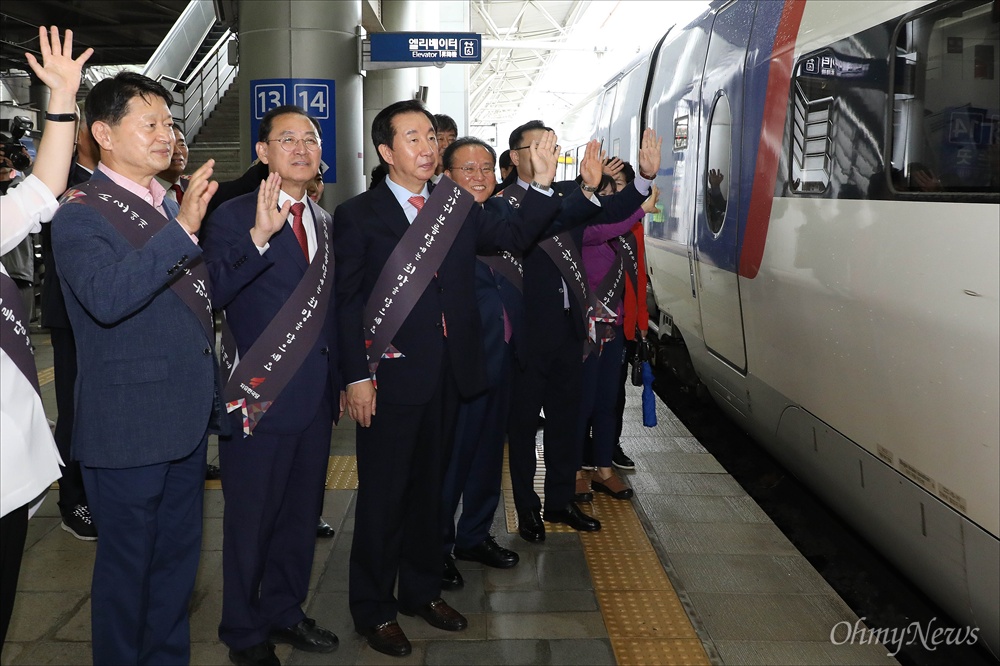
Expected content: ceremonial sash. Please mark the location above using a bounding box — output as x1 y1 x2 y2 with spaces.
594 231 640 317
477 252 523 293
364 176 474 377
0 272 40 395
221 208 333 435
61 180 214 343
591 231 640 349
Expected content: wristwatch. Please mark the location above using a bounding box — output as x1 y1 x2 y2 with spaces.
531 180 552 192
45 112 76 122
580 182 598 193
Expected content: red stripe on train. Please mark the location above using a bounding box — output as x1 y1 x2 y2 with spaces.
739 0 806 279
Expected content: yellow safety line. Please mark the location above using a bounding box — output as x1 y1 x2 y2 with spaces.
503 445 711 665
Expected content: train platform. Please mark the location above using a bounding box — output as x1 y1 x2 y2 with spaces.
2 331 898 665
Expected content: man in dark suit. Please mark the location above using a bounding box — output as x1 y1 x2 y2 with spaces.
335 100 561 658
503 121 661 543
39 106 99 540
437 137 525 589
202 104 340 666
50 71 223 666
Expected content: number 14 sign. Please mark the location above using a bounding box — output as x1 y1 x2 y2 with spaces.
250 78 337 182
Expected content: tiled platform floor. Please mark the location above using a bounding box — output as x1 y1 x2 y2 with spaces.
1 332 898 665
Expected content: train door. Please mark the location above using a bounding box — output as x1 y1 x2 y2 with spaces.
693 1 752 372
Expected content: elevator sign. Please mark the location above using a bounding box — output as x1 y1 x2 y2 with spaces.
250 78 337 182
369 32 481 63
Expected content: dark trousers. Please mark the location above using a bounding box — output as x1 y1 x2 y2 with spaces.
577 327 626 468
218 401 332 650
0 504 29 647
349 361 458 630
82 435 207 666
507 324 583 513
50 326 87 513
442 345 512 555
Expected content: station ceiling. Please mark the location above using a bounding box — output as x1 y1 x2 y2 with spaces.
2 0 592 129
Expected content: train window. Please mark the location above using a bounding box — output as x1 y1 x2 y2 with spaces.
890 0 999 194
705 94 731 234
790 56 835 194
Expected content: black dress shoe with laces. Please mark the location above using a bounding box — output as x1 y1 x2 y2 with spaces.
517 509 545 543
454 536 519 568
269 617 338 652
543 502 602 532
360 621 411 657
400 598 468 631
228 641 280 666
442 554 464 589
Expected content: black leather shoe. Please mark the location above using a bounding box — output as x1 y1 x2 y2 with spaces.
543 502 602 532
455 536 519 568
228 642 280 666
269 617 338 653
360 621 411 657
517 509 545 543
316 518 335 538
442 554 464 590
400 598 468 631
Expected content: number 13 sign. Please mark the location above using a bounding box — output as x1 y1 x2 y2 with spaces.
250 78 337 182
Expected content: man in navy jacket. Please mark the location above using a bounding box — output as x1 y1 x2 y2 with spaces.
52 71 223 666
202 105 340 666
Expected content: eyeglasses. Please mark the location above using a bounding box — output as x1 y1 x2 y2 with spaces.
267 136 321 152
512 143 560 152
456 164 495 177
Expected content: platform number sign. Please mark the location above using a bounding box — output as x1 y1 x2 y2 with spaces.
250 78 337 182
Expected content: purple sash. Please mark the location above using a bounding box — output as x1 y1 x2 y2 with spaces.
477 252 523 292
595 231 640 315
364 176 474 377
0 272 40 395
62 180 214 343
221 205 333 435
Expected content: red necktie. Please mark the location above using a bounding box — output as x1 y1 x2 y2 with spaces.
408 195 447 335
171 183 184 205
290 202 309 260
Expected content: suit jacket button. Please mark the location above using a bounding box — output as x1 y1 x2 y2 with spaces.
203 348 212 355
558 287 565 294
320 347 328 355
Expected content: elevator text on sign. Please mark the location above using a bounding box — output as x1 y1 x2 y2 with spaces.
250 78 337 183
369 32 481 63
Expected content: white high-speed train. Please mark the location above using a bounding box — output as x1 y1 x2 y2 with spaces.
558 0 999 655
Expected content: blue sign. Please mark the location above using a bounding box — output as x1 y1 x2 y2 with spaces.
249 78 337 182
370 32 481 63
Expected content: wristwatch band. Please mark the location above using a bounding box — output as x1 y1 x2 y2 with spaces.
45 112 77 122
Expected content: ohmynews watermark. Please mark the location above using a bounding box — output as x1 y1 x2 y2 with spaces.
830 617 979 657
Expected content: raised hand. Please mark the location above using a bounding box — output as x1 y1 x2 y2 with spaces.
641 184 662 215
637 128 663 180
175 159 218 235
527 129 559 187
603 156 624 178
579 139 605 190
24 26 93 105
250 171 291 247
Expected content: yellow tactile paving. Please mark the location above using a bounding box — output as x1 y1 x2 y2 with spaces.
37 367 54 387
501 442 711 666
597 590 696 638
612 638 711 666
324 454 358 489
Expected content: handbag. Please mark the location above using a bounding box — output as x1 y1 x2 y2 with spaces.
630 337 652 386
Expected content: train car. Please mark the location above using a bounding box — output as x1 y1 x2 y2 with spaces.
558 0 999 655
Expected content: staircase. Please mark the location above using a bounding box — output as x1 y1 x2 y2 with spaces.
187 74 244 182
